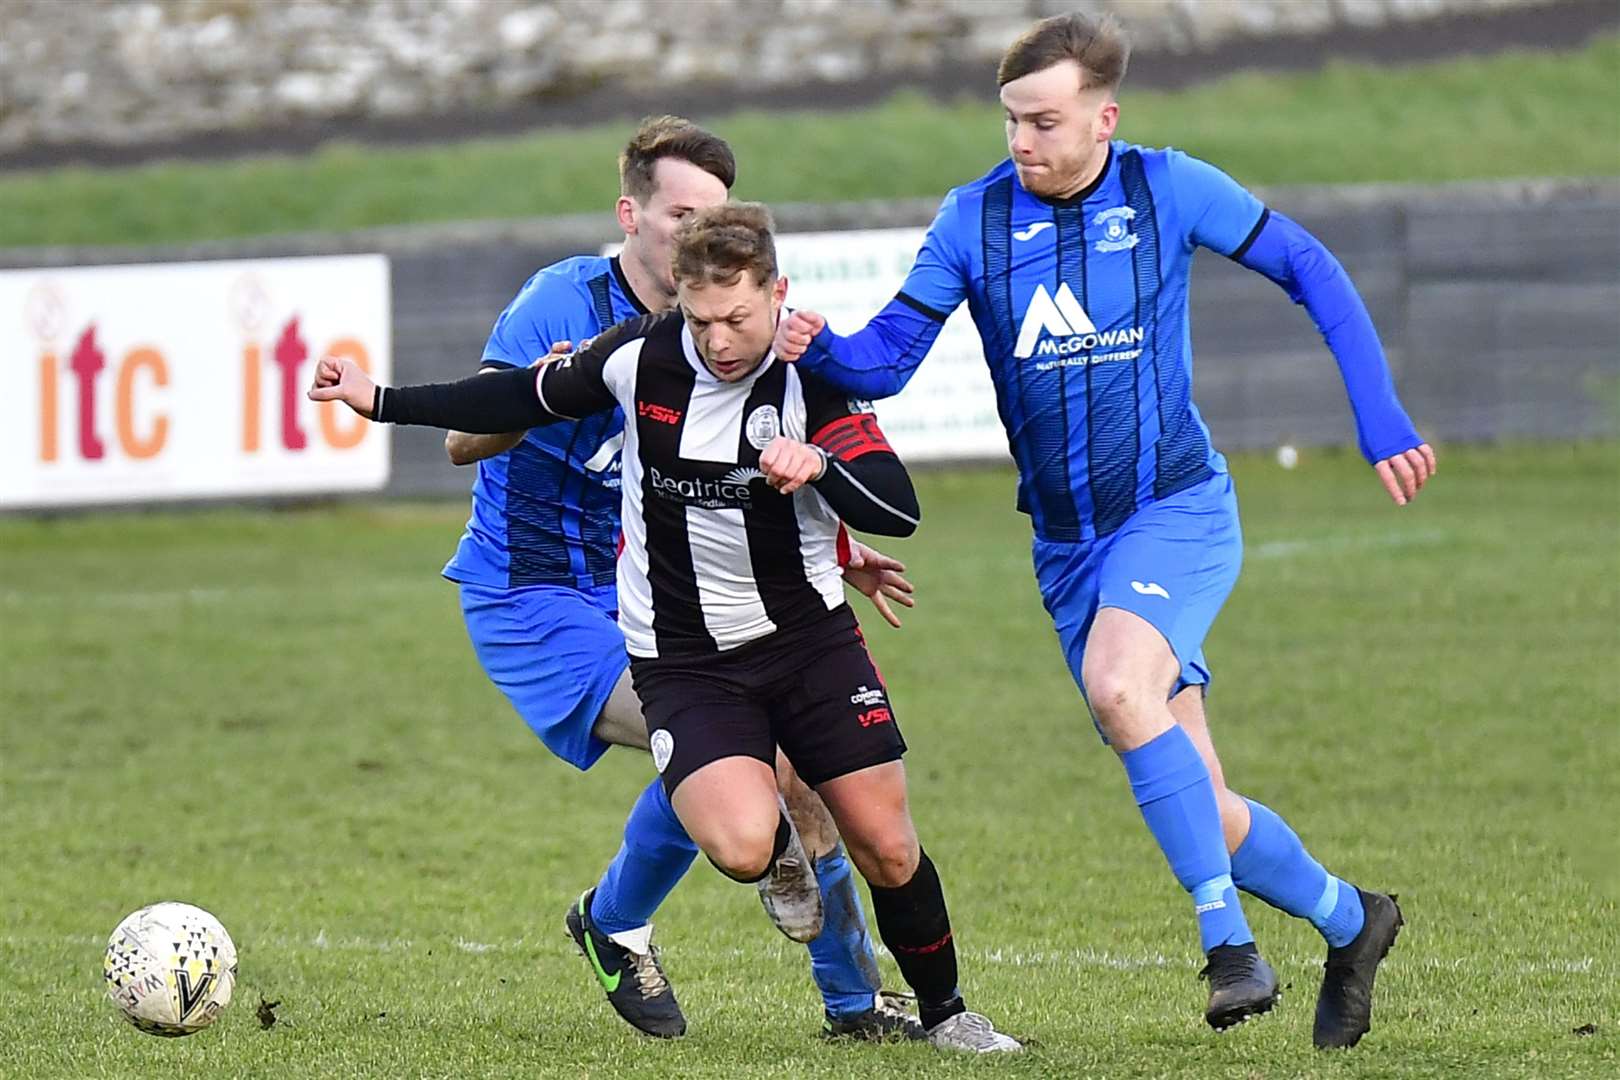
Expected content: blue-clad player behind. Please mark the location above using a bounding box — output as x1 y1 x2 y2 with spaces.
774 13 1435 1049
444 116 920 1041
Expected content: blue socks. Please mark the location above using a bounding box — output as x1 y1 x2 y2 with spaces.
1121 727 1254 953
1230 798 1365 948
807 844 883 1020
591 782 882 1020
589 778 698 936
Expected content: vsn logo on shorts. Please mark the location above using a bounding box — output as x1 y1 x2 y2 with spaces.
650 729 674 773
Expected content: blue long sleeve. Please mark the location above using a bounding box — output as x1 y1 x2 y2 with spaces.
798 293 950 400
1234 210 1420 463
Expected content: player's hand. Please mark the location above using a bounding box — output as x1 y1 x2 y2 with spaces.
307 355 379 418
772 309 826 362
1373 443 1438 506
532 338 585 366
841 541 916 629
758 436 825 495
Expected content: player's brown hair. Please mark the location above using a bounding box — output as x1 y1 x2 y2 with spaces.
997 11 1130 93
671 202 777 288
619 115 737 203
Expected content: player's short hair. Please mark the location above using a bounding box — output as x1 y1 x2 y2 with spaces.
619 115 737 203
997 11 1130 94
671 202 777 288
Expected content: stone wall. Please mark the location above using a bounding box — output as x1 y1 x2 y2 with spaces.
0 0 1560 152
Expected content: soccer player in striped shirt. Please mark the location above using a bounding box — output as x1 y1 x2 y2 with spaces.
772 12 1434 1049
311 202 1022 1054
422 117 917 1040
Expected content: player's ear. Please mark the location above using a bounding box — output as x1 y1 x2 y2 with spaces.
772 274 789 308
615 195 639 237
1097 100 1120 141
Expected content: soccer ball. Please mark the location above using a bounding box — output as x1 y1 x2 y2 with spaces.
104 901 238 1036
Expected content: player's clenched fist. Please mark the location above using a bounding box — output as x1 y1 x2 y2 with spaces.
307 356 379 418
772 309 826 362
758 435 826 495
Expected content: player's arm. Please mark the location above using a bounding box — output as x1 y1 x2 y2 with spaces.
759 381 920 535
445 366 528 464
309 332 621 432
773 191 970 399
444 342 577 464
1172 151 1436 505
1231 211 1435 503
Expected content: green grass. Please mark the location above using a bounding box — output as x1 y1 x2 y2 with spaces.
2 442 1617 1077
2 35 1617 249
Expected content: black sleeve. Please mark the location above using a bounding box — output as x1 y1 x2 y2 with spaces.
375 321 635 432
375 364 553 432
812 451 920 537
801 373 920 537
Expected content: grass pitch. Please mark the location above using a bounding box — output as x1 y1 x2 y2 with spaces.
1 442 1616 1078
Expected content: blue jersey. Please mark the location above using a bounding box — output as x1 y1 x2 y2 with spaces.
442 255 649 599
800 141 1419 543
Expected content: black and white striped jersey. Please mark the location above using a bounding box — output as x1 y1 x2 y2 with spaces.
377 310 920 659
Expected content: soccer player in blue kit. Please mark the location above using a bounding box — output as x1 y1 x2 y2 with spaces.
442 116 919 1041
773 13 1436 1049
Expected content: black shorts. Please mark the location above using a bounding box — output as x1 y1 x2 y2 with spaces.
631 605 907 794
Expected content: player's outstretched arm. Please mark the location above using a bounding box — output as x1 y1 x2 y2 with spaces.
773 297 948 400
444 342 578 464
310 358 558 433
1233 210 1437 505
773 189 970 398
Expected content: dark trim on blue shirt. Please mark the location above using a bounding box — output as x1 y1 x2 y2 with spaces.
610 255 653 315
1228 207 1271 262
894 290 948 322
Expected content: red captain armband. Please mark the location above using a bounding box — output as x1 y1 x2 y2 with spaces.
810 413 891 462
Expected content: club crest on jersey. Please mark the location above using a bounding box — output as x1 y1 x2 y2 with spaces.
1093 206 1138 252
745 405 781 450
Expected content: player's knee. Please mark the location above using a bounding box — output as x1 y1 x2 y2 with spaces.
704 824 778 882
849 830 920 889
1081 664 1139 724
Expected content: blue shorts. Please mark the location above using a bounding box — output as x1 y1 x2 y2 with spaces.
458 582 629 771
1034 471 1242 708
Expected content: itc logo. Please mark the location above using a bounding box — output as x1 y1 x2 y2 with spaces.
38 325 169 462
240 315 371 453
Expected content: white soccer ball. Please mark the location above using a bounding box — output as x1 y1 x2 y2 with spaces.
1276 444 1300 470
104 901 238 1036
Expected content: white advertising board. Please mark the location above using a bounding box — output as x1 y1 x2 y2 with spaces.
1 255 390 508
775 227 1006 463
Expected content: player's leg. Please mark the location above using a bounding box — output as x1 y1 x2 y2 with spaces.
596 664 898 1039
774 752 903 1039
584 673 699 943
813 764 1016 1053
1169 688 1404 1049
456 585 695 1036
1038 472 1276 1030
778 632 1016 1053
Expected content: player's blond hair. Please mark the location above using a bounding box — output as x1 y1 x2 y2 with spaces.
618 115 737 203
671 202 777 288
997 11 1130 94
